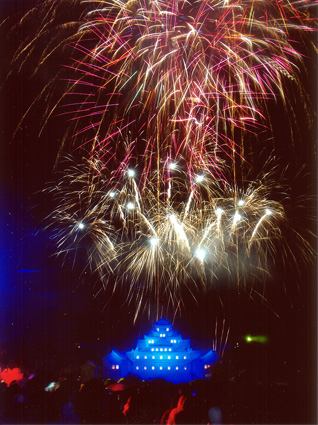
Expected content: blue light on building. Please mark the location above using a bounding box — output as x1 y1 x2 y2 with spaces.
103 318 218 384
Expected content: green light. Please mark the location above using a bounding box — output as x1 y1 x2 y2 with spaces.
244 335 268 344
254 335 268 344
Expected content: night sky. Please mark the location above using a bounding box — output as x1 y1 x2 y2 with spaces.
0 1 317 416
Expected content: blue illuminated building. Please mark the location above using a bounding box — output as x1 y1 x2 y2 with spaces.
103 318 218 384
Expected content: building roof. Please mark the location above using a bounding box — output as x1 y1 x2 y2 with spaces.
154 318 172 327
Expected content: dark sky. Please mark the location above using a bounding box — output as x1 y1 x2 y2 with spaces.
0 1 317 401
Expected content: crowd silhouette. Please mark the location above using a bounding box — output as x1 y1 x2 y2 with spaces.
0 359 310 424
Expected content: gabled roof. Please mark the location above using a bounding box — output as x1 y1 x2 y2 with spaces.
154 318 172 327
200 349 218 361
106 350 127 361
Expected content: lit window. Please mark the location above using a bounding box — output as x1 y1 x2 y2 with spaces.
168 366 171 370
170 340 173 343
136 356 139 359
112 365 115 369
152 356 155 359
136 366 139 370
157 328 159 331
176 367 179 370
116 365 119 369
156 348 158 351
160 367 162 370
144 367 147 370
184 367 187 370
168 356 171 359
144 356 147 359
160 334 162 337
184 356 187 359
160 356 163 359
169 348 172 351
151 348 154 351
166 328 169 332
163 334 165 337
152 366 155 370
176 356 179 359
160 348 163 351
164 348 167 351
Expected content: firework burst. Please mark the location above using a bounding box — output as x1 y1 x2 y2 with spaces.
9 1 317 178
52 0 315 183
44 154 312 319
6 0 317 318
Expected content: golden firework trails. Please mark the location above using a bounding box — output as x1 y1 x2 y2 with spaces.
9 0 316 316
53 0 315 182
45 155 296 318
12 1 316 175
